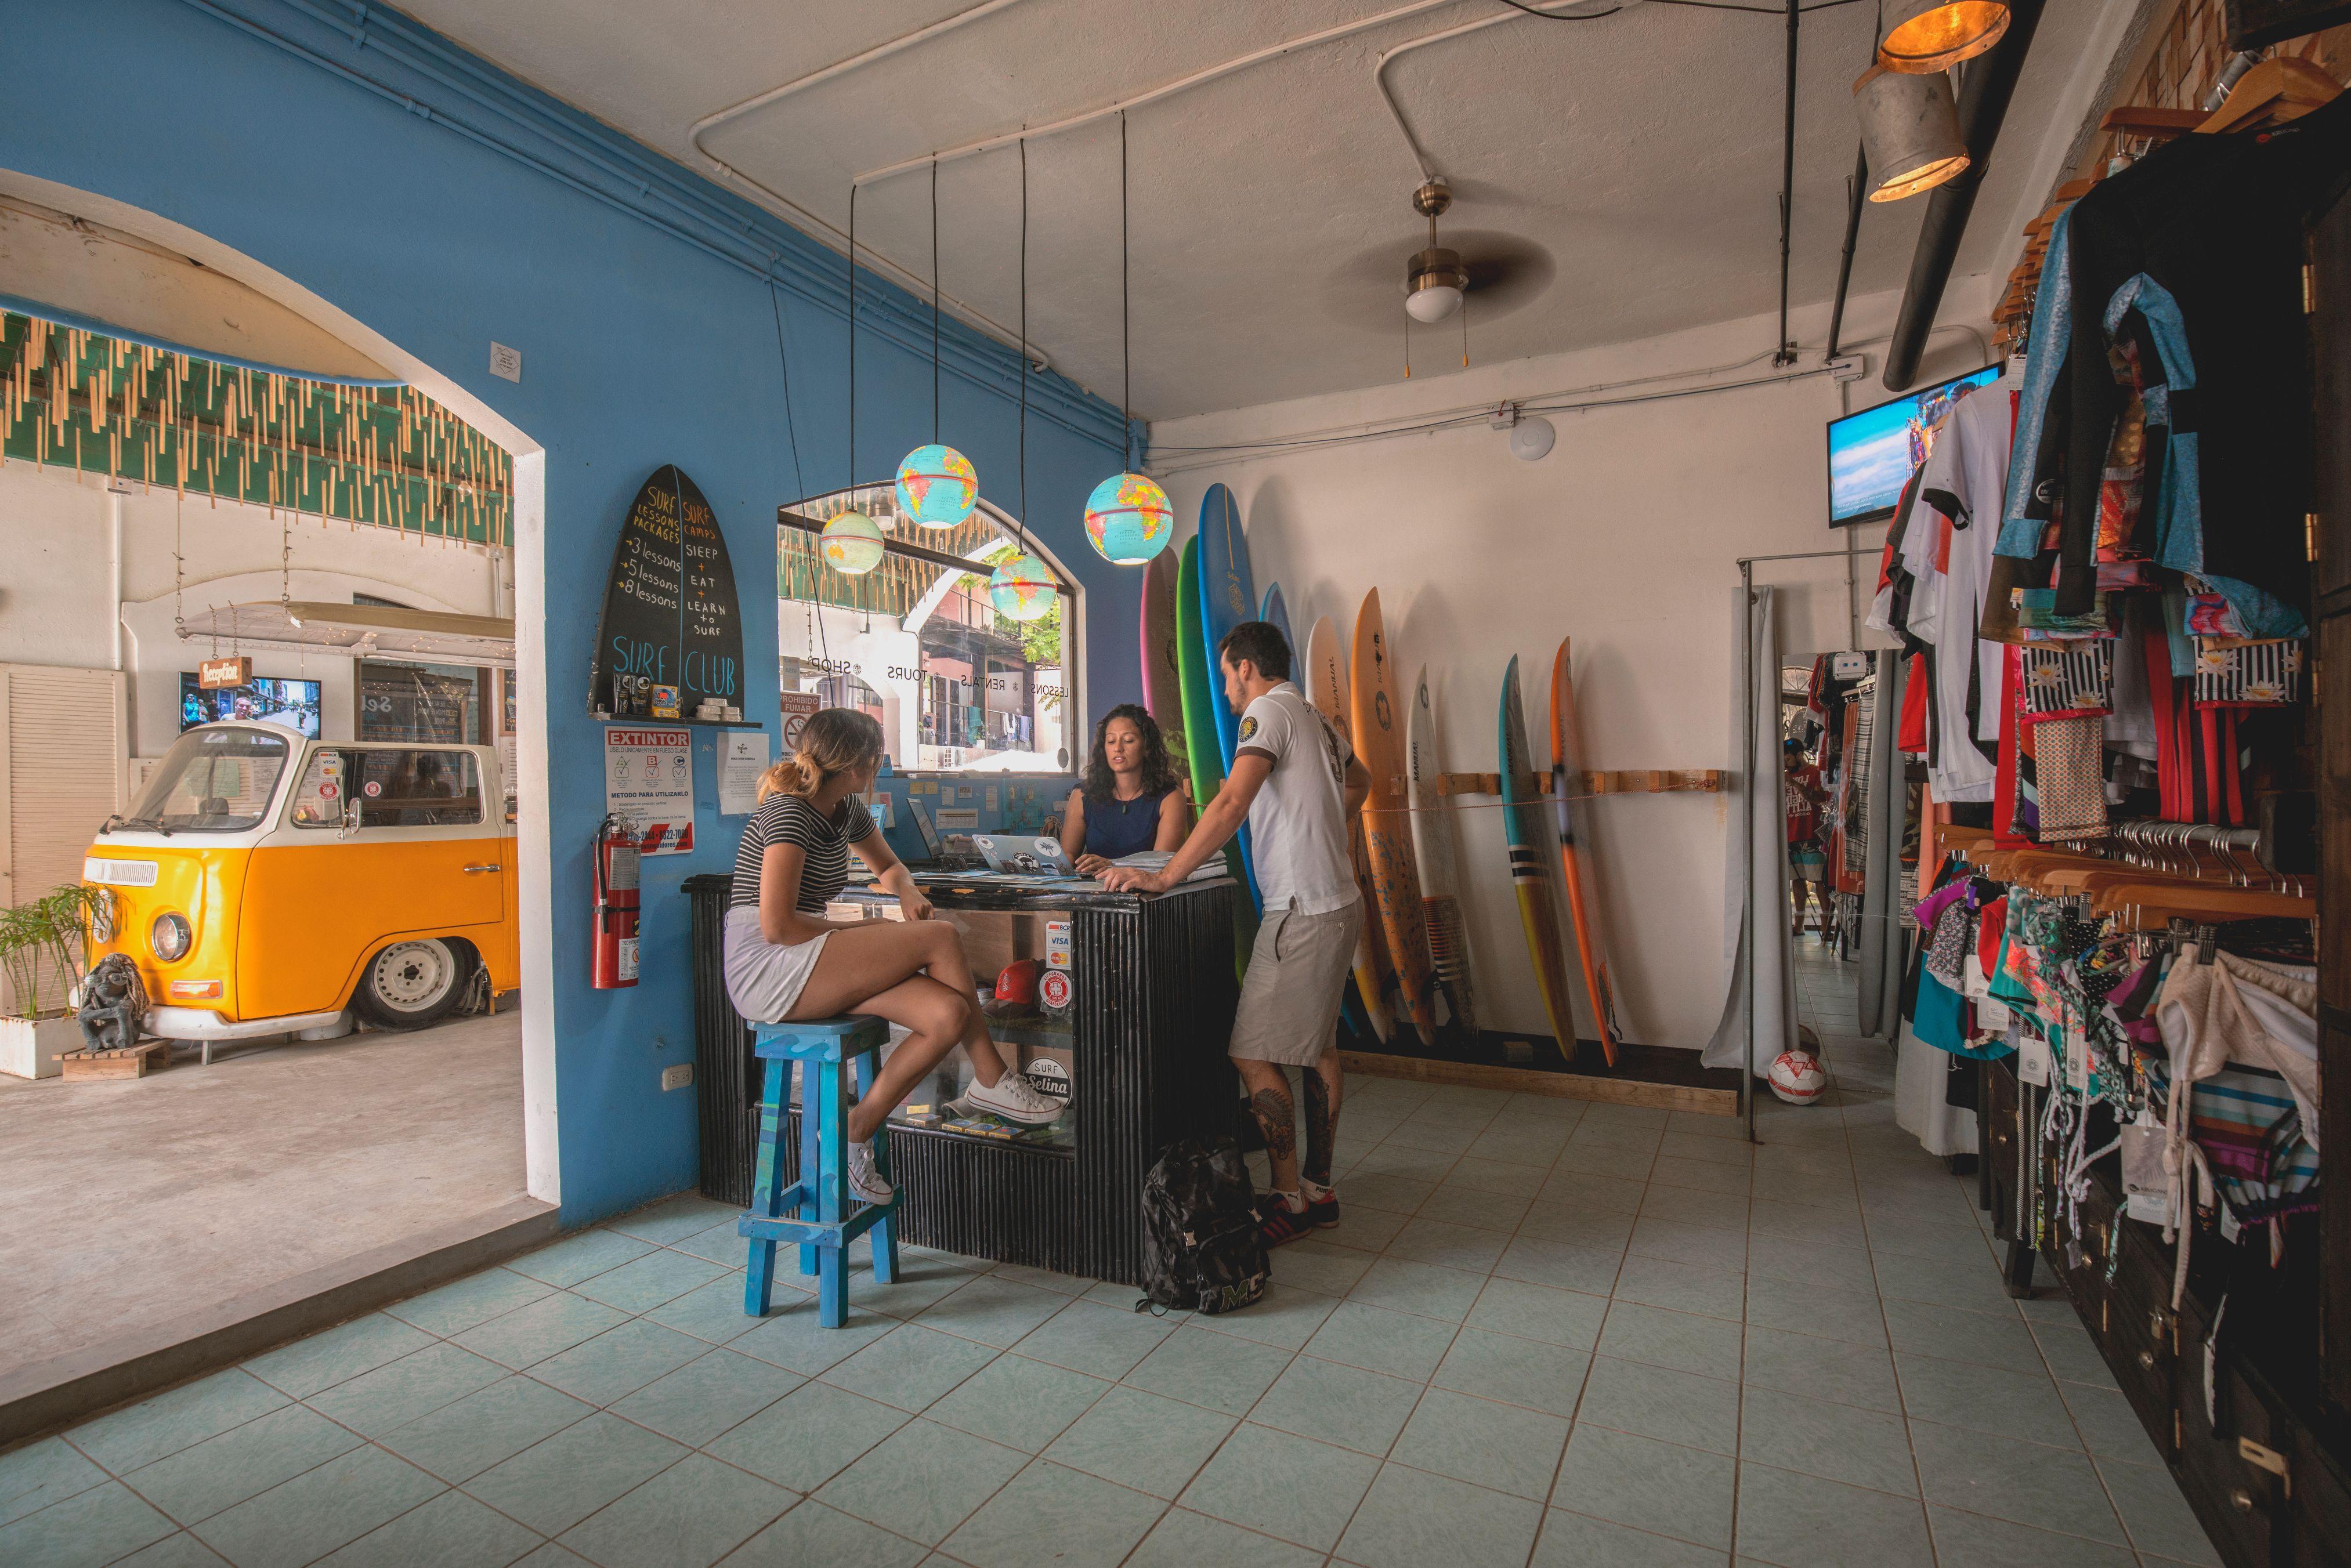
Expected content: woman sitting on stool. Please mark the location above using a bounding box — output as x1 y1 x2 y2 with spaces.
723 709 1061 1202
1057 703 1188 875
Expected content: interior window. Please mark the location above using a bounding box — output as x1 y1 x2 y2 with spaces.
780 486 1075 773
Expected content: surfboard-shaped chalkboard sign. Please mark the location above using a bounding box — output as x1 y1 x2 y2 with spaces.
589 466 745 718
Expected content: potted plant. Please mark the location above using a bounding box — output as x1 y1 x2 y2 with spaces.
0 885 104 1078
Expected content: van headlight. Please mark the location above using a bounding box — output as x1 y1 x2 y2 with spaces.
151 912 192 962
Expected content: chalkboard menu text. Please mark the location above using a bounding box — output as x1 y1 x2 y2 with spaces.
591 466 746 718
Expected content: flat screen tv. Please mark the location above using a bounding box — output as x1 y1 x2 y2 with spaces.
1826 361 2003 527
180 673 322 738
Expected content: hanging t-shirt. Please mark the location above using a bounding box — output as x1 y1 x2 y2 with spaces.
1909 386 2012 802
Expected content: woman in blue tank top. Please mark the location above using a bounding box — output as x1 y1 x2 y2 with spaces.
1058 704 1188 874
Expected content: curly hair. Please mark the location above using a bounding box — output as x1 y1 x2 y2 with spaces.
1083 703 1180 803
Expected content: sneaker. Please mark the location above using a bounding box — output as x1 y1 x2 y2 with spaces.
847 1139 894 1204
1257 1194 1312 1249
961 1071 1064 1127
1302 1192 1341 1229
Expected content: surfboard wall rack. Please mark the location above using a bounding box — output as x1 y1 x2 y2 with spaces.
1417 770 1725 798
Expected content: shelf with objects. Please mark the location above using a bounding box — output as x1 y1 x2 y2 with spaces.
687 872 1238 1285
1869 52 2351 1568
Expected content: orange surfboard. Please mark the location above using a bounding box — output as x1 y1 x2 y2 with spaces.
1307 613 1394 1044
1550 638 1622 1065
1350 590 1437 1047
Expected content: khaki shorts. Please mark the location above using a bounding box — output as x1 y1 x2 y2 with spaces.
1229 899 1362 1067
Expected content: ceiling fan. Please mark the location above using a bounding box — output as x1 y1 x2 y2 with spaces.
1398 179 1550 324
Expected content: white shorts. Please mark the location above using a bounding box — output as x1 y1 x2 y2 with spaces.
1229 900 1362 1067
723 905 831 1023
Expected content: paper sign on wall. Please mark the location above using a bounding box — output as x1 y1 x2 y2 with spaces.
718 731 772 817
607 726 695 853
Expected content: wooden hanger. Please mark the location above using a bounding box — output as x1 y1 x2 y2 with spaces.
2196 57 2341 137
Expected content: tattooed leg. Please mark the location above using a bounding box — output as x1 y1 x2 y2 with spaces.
1238 1058 1299 1193
1301 1050 1342 1191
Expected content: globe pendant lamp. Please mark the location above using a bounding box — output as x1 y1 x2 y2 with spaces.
993 137 1056 622
988 551 1056 620
898 161 979 530
820 508 885 574
1086 111 1174 565
1084 471 1174 564
895 443 976 529
1876 0 2009 74
1853 65 1970 202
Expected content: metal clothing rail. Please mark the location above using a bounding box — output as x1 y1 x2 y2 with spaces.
1735 547 1875 1142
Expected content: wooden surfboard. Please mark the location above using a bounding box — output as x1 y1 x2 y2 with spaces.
1350 589 1437 1048
1177 535 1255 976
1195 484 1263 910
1500 656 1576 1055
1260 582 1294 656
1305 614 1392 1045
1139 547 1187 777
1408 665 1478 1040
1551 638 1622 1066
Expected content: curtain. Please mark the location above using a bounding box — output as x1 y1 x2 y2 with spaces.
1705 584 1797 1075
1858 651 1908 1038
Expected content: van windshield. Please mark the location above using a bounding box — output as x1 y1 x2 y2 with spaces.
128 727 292 832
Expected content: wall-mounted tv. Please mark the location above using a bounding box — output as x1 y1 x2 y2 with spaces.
180 673 322 738
1826 362 2003 527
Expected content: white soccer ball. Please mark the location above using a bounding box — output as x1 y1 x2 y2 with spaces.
1767 1051 1826 1106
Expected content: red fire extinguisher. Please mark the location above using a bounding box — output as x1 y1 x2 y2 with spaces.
592 814 641 989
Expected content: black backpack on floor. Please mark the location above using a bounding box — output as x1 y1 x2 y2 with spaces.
1137 1138 1268 1315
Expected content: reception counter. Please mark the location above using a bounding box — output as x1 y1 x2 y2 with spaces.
687 873 1239 1285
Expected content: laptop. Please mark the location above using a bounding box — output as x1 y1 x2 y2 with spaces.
971 834 1079 877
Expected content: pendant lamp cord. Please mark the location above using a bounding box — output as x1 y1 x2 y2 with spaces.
848 182 858 497
1120 110 1131 464
1017 135 1029 552
768 278 805 504
932 159 942 445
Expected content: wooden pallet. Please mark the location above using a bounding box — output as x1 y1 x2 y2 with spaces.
60 1039 172 1081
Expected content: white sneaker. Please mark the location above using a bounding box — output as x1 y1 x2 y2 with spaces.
846 1139 894 1204
961 1071 1065 1126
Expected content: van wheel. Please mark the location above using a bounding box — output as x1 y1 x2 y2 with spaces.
355 939 475 1029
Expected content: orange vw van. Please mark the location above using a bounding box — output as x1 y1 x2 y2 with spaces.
83 721 519 1049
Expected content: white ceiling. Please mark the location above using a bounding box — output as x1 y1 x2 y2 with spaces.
395 0 2107 419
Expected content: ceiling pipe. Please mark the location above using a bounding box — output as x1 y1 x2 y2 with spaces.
688 0 1048 370
1825 142 1868 360
849 0 1466 190
1774 0 1799 365
1880 0 2045 389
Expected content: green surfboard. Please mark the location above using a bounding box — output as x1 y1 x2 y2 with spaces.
1177 535 1254 976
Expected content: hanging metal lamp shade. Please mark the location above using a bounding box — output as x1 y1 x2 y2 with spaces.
1853 66 1970 202
1876 0 2009 73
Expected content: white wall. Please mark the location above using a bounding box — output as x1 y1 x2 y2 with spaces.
0 461 505 759
1149 284 1994 1053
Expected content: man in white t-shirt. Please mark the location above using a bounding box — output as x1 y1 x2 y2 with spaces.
1100 620 1371 1246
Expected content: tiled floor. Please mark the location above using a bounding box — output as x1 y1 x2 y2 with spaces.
3 999 2225 1567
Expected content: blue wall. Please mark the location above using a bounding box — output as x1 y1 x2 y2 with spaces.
5 0 1138 1222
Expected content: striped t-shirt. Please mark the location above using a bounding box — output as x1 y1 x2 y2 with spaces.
729 793 876 913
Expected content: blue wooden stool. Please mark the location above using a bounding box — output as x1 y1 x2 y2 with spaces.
738 1016 898 1327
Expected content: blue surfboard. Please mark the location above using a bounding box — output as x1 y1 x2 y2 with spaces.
1196 484 1263 910
1260 582 1294 661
